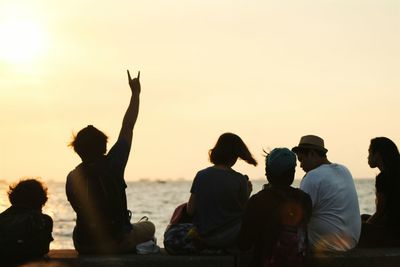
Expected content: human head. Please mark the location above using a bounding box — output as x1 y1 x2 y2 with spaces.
368 137 400 171
265 148 296 186
209 132 257 167
292 135 328 172
8 179 48 210
69 125 108 162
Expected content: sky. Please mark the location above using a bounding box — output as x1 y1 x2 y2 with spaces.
0 0 399 182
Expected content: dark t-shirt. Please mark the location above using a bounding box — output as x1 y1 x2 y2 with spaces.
66 139 131 249
375 170 400 227
190 166 249 235
0 206 53 261
238 185 312 267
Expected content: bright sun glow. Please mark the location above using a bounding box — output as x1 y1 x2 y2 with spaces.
0 18 46 64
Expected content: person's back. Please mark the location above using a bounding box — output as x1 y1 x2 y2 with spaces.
239 186 311 267
300 163 360 251
187 133 257 249
66 139 132 252
238 148 312 267
66 71 155 254
191 167 249 236
292 135 361 251
0 179 53 263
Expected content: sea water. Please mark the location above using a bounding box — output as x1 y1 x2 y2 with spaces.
0 179 375 249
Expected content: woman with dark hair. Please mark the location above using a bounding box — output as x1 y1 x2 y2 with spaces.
359 137 400 247
186 132 257 249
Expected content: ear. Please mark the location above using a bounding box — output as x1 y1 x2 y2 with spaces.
308 149 317 157
309 149 322 161
375 152 383 165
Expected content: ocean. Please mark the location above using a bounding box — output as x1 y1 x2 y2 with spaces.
0 178 375 249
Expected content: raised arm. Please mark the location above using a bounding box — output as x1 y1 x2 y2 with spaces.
118 70 141 145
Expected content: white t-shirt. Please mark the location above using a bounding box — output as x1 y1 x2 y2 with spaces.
300 163 361 251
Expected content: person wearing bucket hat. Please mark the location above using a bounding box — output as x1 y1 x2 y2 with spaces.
292 135 361 252
238 148 312 267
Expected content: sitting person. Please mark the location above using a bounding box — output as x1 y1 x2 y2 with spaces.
0 179 53 263
238 148 312 267
358 137 400 247
186 132 257 249
66 70 155 254
292 135 361 251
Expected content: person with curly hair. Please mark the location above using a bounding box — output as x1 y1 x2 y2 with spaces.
0 178 53 263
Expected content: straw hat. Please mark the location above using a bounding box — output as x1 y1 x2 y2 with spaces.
292 135 328 153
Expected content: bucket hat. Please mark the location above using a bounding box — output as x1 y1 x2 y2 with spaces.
292 135 328 153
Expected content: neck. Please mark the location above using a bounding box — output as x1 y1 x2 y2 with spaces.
213 164 232 170
314 157 331 169
377 162 385 172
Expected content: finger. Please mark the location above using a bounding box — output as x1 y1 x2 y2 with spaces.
127 70 132 80
137 71 140 79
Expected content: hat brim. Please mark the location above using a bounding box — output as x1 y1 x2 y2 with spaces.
292 144 328 153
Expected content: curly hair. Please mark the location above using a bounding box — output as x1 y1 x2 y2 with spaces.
8 179 48 210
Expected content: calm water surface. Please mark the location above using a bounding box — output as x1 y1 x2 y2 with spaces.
0 179 375 249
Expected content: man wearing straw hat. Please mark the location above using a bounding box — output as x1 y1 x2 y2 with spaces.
292 135 361 252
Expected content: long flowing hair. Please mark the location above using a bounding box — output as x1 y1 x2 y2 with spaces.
209 132 257 167
370 137 400 172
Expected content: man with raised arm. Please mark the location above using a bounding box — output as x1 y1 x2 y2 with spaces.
66 70 155 254
292 135 361 252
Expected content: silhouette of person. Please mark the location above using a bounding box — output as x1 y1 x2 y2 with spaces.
292 135 361 251
66 70 155 254
187 132 257 249
238 148 312 267
359 137 400 247
0 179 53 263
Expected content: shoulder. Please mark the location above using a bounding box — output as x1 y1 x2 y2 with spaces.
303 163 349 183
67 163 84 179
249 189 268 201
41 213 53 223
196 166 214 175
230 169 248 179
331 163 352 175
253 187 284 202
108 138 130 156
301 168 323 188
376 171 393 192
195 167 246 179
290 187 312 202
193 167 214 181
247 189 277 209
66 164 87 189
0 206 13 220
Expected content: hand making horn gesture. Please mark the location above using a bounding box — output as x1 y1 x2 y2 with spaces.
127 70 141 95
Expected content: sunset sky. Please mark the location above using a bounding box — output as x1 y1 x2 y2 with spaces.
0 0 399 182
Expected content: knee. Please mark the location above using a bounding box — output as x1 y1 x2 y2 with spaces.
142 221 156 236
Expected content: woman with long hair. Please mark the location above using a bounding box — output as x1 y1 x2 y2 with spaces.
359 137 400 247
186 132 257 249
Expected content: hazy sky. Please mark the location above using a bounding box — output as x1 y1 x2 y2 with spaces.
0 0 399 182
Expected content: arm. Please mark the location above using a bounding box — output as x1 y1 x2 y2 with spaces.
238 175 251 209
237 196 257 250
118 70 141 145
367 192 386 224
187 193 196 216
247 178 253 197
